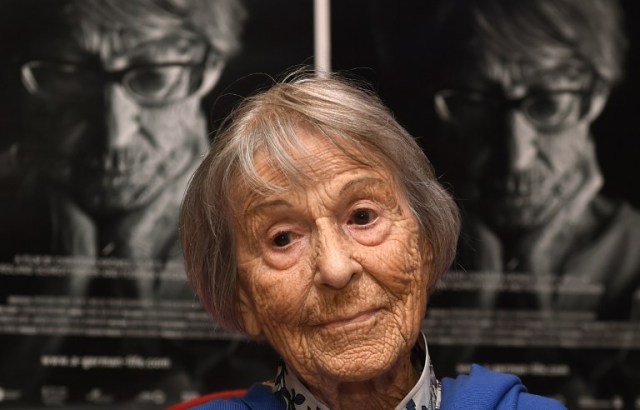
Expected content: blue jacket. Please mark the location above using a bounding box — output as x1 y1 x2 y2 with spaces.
191 364 566 409
440 364 565 409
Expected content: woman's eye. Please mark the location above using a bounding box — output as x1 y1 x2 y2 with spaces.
272 232 294 248
347 208 378 226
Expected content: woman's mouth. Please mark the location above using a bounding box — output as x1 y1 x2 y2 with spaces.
320 308 382 330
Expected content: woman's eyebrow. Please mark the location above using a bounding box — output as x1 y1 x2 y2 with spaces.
245 199 292 216
339 177 386 196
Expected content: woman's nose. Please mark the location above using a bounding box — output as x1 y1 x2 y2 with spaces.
313 219 362 289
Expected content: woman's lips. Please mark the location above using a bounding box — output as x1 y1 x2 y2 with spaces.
320 308 382 330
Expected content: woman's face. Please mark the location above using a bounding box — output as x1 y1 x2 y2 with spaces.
233 131 431 386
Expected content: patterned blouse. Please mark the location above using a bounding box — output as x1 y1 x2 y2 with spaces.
272 333 441 410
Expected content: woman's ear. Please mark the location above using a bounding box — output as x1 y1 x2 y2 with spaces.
421 245 437 290
237 286 262 337
421 242 434 268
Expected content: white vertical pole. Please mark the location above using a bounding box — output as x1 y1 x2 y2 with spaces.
314 0 331 77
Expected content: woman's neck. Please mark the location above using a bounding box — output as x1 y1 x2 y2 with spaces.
304 353 418 410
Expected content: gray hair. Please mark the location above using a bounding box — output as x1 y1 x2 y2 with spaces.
180 72 460 332
431 0 627 85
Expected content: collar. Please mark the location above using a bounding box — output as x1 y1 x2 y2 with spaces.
272 333 441 410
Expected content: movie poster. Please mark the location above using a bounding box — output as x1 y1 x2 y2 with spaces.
1 0 639 409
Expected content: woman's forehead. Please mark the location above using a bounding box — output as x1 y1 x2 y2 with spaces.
233 132 395 209
263 134 382 182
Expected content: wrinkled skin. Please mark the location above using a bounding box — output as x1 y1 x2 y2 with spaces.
234 132 431 409
441 61 608 233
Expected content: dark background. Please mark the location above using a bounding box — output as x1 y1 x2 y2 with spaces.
0 0 638 407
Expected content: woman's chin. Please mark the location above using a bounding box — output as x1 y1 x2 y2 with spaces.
305 341 404 384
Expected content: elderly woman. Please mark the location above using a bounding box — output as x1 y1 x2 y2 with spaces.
178 74 565 409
